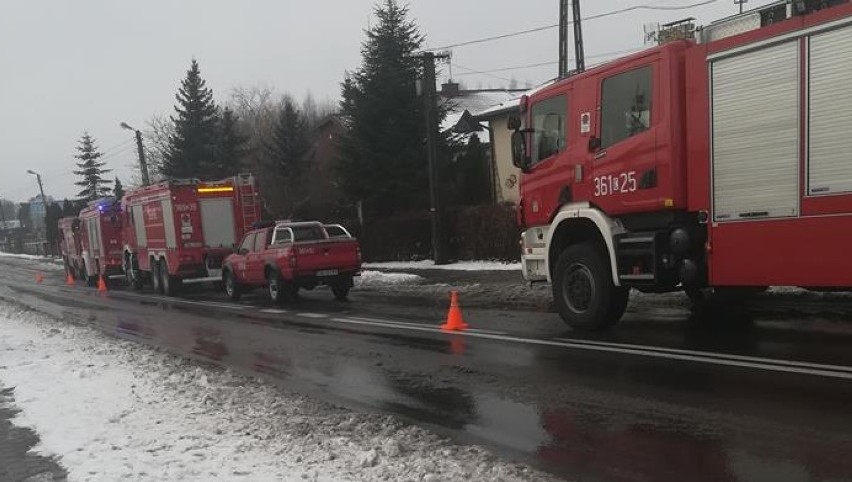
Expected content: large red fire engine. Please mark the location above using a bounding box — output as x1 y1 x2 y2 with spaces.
78 198 124 286
121 174 261 296
513 1 852 330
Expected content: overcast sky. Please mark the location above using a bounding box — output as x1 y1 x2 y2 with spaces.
0 0 777 202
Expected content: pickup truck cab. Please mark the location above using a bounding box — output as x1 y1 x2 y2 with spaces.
222 221 361 303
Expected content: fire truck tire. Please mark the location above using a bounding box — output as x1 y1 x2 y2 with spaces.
224 270 241 301
552 243 629 331
160 260 182 297
151 260 163 294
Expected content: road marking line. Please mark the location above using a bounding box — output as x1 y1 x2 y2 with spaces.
260 309 289 314
348 316 506 335
115 292 246 310
298 313 328 319
333 318 852 380
553 337 852 374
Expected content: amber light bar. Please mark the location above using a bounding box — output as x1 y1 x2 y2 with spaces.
197 186 234 194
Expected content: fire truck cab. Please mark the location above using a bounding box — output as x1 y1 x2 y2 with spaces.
514 1 852 330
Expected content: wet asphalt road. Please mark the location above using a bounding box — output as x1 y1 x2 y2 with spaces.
2 257 852 482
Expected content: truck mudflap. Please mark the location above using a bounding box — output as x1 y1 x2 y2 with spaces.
521 227 549 283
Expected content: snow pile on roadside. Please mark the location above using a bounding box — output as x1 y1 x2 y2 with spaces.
0 304 555 482
365 260 521 272
0 251 56 261
355 270 425 289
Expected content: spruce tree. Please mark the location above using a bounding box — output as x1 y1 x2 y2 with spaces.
337 0 434 216
163 59 219 179
61 199 75 217
73 132 112 201
262 98 311 217
457 134 491 205
211 107 249 179
113 178 125 200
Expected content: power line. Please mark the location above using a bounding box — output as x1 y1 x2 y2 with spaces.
428 0 718 51
452 47 643 78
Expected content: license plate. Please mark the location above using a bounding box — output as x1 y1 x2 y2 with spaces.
316 269 339 277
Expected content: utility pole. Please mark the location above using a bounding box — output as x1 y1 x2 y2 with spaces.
559 0 585 77
418 51 451 265
120 122 150 185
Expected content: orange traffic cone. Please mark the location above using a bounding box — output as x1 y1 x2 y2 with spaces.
66 273 75 286
35 272 44 284
97 276 108 293
441 291 469 332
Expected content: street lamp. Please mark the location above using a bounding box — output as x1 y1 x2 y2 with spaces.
26 170 47 204
120 121 150 186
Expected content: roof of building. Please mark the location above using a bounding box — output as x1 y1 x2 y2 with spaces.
440 88 526 142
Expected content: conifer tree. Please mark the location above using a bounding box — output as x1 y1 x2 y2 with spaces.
337 0 438 216
210 107 249 179
73 132 112 201
113 178 125 200
162 59 219 179
262 98 311 217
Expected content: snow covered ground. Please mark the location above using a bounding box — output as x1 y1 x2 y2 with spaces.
0 251 55 261
364 261 521 272
355 270 425 288
0 303 556 482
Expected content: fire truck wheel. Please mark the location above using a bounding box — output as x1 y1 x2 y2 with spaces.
224 270 241 301
151 260 163 294
160 260 182 297
553 243 629 331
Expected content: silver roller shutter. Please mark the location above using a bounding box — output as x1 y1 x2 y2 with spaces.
200 198 236 248
712 41 800 221
809 26 852 196
161 199 177 249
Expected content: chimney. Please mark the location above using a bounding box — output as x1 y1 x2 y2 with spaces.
441 81 460 98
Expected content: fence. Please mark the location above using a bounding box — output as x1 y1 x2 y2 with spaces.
341 204 520 262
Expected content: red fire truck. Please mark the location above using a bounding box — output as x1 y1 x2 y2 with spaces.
58 216 82 279
513 1 852 330
78 198 124 286
121 174 261 296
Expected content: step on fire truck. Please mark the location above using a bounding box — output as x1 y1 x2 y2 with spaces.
121 174 261 296
78 198 124 286
513 1 852 330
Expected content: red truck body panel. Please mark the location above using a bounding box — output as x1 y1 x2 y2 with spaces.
78 199 124 278
122 175 261 279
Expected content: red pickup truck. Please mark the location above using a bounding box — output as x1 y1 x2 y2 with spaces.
222 221 361 303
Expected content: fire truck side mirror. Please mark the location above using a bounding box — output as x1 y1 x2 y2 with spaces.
511 130 531 172
588 136 602 151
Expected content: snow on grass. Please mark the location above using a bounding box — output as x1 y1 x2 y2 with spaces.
0 251 55 261
0 303 554 482
355 270 425 289
364 260 521 272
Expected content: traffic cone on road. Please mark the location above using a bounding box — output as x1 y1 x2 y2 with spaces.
97 276 108 293
66 273 75 286
35 272 44 284
441 291 469 332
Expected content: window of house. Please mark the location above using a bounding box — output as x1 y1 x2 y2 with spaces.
530 95 568 165
239 233 256 253
600 66 653 149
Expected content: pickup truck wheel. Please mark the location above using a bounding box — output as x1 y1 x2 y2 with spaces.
161 260 182 297
331 277 353 301
224 270 241 301
151 260 163 294
553 243 629 331
267 270 286 305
